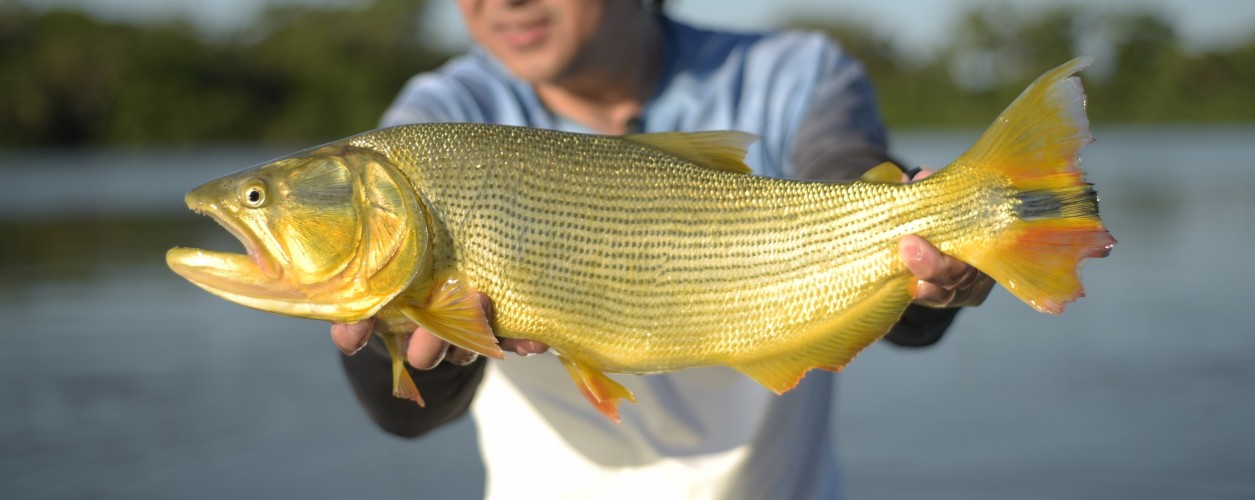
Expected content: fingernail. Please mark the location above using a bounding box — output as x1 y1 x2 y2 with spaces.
514 341 541 357
414 349 445 370
352 337 369 355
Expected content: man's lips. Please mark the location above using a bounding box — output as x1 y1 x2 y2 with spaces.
495 18 550 48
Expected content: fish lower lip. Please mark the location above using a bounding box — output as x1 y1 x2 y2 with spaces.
166 247 304 304
168 248 271 293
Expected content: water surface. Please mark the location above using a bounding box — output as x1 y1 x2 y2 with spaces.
1 126 1253 499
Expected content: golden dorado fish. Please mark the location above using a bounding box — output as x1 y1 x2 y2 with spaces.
168 57 1114 422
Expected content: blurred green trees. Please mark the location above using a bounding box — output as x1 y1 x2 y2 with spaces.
0 0 447 146
791 5 1255 128
1 1 1253 147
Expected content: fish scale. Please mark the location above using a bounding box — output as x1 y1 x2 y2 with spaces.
350 124 923 371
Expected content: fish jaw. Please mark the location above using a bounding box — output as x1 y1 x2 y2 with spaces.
167 246 296 311
166 195 329 320
167 144 433 324
167 174 364 323
188 190 283 280
166 246 377 321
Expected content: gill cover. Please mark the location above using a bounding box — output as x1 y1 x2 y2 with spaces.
167 144 430 322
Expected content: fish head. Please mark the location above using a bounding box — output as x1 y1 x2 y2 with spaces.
167 143 431 323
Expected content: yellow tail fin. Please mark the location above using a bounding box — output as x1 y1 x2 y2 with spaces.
957 57 1115 314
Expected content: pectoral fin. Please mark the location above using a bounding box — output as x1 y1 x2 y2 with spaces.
557 354 636 423
399 276 505 360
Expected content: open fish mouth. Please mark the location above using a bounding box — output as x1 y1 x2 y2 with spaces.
166 198 298 306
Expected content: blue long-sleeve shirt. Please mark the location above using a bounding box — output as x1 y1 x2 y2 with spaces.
343 14 955 500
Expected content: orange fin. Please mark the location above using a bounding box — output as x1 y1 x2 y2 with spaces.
557 354 636 423
734 275 913 393
624 131 756 174
954 57 1115 314
977 219 1114 314
400 275 505 359
859 161 907 184
380 333 424 406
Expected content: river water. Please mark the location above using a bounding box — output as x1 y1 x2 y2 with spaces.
1 126 1253 499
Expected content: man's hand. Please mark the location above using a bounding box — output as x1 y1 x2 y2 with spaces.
899 235 993 308
331 293 548 368
900 168 994 309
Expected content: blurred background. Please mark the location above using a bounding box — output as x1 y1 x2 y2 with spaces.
2 0 1253 498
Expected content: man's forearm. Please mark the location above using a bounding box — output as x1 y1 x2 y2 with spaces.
340 340 486 438
884 304 958 347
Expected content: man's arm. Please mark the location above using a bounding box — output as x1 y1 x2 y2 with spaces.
785 49 989 347
340 341 487 437
332 300 549 438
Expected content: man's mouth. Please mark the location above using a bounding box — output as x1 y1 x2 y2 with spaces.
495 17 550 49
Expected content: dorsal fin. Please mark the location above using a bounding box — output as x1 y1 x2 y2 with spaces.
624 131 757 174
859 162 907 184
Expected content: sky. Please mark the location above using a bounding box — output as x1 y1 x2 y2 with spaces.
19 0 1255 59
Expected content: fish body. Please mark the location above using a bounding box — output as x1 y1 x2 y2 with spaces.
168 58 1114 421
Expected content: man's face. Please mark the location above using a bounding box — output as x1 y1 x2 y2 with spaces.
456 0 621 84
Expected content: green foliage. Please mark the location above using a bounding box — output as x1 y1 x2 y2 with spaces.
789 5 1255 128
0 0 448 147
1 1 1253 146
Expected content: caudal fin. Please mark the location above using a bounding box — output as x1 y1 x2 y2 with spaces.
957 57 1115 314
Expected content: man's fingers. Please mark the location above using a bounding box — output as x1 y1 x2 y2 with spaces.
909 280 955 307
444 345 481 366
500 339 549 356
476 292 494 318
899 235 971 287
899 235 995 308
338 291 545 369
331 318 374 355
406 328 450 370
953 274 994 308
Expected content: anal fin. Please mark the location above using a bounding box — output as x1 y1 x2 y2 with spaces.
399 275 505 360
734 275 914 393
557 354 636 423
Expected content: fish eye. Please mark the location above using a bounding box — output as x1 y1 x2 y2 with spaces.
242 181 268 208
